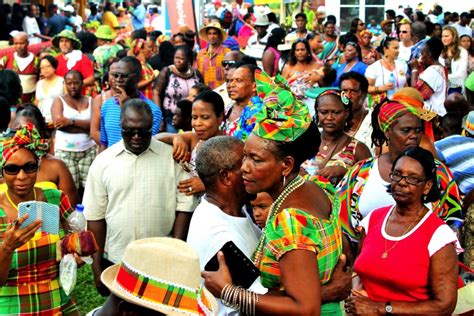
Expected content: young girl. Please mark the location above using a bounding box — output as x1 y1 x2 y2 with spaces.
250 192 273 228
172 99 193 132
156 90 224 196
186 83 210 102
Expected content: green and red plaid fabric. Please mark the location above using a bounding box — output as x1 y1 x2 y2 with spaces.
0 188 78 315
257 176 343 290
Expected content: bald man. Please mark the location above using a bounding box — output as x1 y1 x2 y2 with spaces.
0 32 39 103
213 50 244 107
444 93 471 117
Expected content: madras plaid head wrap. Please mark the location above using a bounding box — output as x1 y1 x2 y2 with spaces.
252 70 312 142
0 123 49 169
378 101 423 132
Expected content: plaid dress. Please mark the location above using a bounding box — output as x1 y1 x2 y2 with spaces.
257 176 343 315
0 189 78 315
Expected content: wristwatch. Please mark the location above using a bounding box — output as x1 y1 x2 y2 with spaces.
385 302 392 314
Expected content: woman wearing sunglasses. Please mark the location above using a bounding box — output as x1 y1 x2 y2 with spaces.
0 124 80 315
345 147 459 315
51 70 96 195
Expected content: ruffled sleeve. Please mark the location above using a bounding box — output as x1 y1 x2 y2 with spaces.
265 208 320 261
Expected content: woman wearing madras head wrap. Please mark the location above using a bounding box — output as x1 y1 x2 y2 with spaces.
202 71 351 315
0 124 82 315
337 98 463 263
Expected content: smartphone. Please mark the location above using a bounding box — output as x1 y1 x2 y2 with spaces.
204 241 260 289
18 201 60 235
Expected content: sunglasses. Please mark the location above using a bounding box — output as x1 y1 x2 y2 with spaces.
400 30 409 34
110 72 135 79
121 128 152 137
358 22 365 26
3 161 39 175
222 60 236 67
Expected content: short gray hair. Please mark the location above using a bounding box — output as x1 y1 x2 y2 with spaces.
196 136 243 190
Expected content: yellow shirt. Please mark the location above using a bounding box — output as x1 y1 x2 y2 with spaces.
102 12 119 35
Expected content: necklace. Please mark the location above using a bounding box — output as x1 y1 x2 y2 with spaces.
252 175 306 266
6 188 37 211
321 134 344 151
382 207 425 259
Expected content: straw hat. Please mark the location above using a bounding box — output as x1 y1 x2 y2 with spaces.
95 25 115 41
52 30 81 50
392 87 437 121
381 19 394 29
463 111 474 135
199 22 227 42
101 237 218 315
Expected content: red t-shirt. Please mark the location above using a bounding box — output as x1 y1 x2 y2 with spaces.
354 205 445 302
56 53 94 80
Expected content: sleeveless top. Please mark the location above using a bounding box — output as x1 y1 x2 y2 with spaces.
0 189 78 315
55 96 95 152
267 47 281 77
354 205 460 302
163 68 201 113
303 137 359 176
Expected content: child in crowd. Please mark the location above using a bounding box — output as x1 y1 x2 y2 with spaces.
187 83 211 102
250 192 273 228
172 99 193 132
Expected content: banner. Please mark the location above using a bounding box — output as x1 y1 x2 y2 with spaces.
165 0 197 34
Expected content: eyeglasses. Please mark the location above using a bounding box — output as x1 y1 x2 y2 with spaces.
389 172 425 185
3 162 39 175
121 128 152 137
222 60 236 67
110 72 134 79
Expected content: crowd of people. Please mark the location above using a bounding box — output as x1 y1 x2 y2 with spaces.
0 1 473 315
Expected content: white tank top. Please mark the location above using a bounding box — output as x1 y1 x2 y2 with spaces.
55 96 95 152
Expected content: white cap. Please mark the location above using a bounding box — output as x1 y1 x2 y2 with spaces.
62 5 74 13
254 14 270 26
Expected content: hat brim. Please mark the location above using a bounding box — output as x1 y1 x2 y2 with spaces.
199 26 227 42
96 34 115 41
101 264 218 315
277 43 292 51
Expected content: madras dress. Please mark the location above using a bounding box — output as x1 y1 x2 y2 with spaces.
196 45 230 89
337 157 464 242
0 189 78 315
140 61 155 100
318 40 339 63
256 177 343 315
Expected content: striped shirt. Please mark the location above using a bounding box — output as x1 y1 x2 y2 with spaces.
435 135 474 195
196 45 230 89
100 92 162 147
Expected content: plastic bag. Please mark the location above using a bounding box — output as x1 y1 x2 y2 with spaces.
60 254 77 295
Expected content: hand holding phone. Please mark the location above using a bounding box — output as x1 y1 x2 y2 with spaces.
2 214 42 251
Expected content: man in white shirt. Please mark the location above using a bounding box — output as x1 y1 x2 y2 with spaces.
84 99 194 296
187 136 266 315
244 14 270 60
453 12 473 38
22 4 50 44
398 22 414 63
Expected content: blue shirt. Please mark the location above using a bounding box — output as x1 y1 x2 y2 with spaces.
333 61 368 87
100 93 162 148
47 14 68 36
435 134 474 195
131 4 146 30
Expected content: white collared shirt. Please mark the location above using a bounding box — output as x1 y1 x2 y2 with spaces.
83 139 194 263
